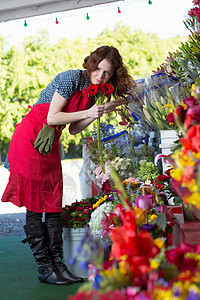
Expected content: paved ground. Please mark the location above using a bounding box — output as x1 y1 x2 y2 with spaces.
0 159 83 236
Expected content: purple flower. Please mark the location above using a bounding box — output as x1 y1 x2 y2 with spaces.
140 223 156 231
79 261 89 271
135 195 153 210
185 290 200 300
92 273 103 290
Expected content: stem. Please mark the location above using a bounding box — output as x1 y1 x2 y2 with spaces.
97 117 105 173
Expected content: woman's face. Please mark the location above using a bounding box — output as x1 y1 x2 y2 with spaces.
90 59 114 84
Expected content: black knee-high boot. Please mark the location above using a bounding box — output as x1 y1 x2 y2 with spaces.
22 210 73 285
45 212 84 283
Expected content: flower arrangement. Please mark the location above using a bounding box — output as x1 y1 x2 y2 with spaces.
68 170 200 300
89 201 116 243
83 83 114 173
166 80 200 211
62 199 94 229
69 205 200 299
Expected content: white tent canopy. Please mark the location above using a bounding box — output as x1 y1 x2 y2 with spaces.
0 0 120 22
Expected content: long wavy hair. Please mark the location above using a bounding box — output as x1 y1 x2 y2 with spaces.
83 46 134 100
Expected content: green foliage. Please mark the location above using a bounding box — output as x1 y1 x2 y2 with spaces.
0 25 183 157
137 161 159 181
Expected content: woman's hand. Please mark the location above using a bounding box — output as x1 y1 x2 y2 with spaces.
103 98 128 113
87 104 105 119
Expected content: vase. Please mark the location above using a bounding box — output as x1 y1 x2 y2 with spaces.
62 227 88 278
182 201 200 221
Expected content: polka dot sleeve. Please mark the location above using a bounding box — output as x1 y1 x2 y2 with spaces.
35 69 83 105
55 70 82 100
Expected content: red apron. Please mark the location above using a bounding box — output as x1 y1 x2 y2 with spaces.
1 90 92 213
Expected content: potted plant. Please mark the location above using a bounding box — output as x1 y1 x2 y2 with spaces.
61 199 94 278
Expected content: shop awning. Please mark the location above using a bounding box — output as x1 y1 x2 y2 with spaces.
0 0 121 22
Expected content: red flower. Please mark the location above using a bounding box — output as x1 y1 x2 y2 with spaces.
185 104 200 127
180 124 200 152
82 87 88 99
164 169 172 178
183 96 197 108
165 243 199 272
154 181 164 190
76 206 84 211
101 179 111 194
74 217 84 222
102 83 114 96
167 112 175 124
175 104 186 123
119 119 128 126
156 174 168 181
110 209 159 274
87 84 99 96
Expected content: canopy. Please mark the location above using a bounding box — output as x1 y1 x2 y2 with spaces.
0 0 121 22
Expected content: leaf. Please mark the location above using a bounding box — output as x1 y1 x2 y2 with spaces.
152 213 167 231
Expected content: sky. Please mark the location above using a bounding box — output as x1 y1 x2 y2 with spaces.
0 0 194 47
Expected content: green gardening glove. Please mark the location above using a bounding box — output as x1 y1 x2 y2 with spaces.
34 123 55 155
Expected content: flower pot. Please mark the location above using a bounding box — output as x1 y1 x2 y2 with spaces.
62 227 88 278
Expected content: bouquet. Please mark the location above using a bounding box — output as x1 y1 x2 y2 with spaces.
83 83 114 173
166 81 200 210
68 168 200 300
62 199 93 229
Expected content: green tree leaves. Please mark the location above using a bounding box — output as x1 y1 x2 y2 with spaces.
0 25 183 157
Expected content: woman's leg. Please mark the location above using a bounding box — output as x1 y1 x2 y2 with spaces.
45 212 83 283
22 210 73 285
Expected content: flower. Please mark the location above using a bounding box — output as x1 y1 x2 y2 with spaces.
83 83 114 173
89 201 116 242
166 81 200 209
62 199 94 229
135 195 153 210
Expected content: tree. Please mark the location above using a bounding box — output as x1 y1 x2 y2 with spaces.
0 25 184 159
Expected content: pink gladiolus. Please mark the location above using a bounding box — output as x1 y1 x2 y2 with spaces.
135 195 153 210
187 104 200 114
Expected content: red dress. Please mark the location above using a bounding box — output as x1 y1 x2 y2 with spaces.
1 90 92 213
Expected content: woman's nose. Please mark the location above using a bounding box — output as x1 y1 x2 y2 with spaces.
99 71 104 79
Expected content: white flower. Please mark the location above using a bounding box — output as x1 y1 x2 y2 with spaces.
89 202 115 240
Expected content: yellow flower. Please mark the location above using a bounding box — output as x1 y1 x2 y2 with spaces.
163 104 172 108
149 214 157 222
101 256 128 279
171 168 183 181
154 237 165 249
150 259 160 269
191 83 196 96
132 206 146 226
184 192 200 208
93 195 108 209
185 253 200 262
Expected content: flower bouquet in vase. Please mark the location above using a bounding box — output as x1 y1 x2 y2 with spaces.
61 199 94 278
83 83 114 173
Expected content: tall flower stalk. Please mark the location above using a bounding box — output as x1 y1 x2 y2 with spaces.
83 83 114 173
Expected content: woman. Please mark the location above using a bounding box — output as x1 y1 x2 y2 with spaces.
1 45 134 286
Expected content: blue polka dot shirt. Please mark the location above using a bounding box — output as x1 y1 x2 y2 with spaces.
34 69 90 105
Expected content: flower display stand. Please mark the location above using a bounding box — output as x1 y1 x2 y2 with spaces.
172 213 200 246
62 227 88 278
159 130 178 173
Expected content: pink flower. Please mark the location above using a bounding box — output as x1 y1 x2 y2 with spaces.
95 164 110 183
183 96 197 108
135 195 153 210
